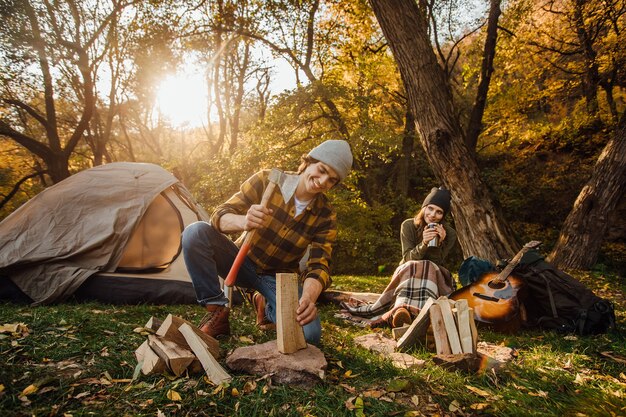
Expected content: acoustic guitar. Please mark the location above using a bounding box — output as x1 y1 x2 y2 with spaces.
450 241 541 332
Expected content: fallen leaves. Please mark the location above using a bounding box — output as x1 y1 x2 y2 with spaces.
0 322 30 338
166 389 182 401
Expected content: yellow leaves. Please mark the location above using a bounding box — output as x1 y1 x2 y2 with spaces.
343 369 359 378
449 399 461 412
528 390 549 398
465 385 491 397
238 336 254 344
0 384 4 393
0 322 30 338
386 379 410 392
345 396 365 417
166 389 182 401
21 384 39 396
242 380 257 394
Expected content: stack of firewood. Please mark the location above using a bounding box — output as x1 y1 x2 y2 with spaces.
395 296 478 354
134 314 231 384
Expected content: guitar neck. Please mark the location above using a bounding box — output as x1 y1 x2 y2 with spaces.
495 241 541 283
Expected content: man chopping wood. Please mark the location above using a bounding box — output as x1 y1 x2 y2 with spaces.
181 140 353 345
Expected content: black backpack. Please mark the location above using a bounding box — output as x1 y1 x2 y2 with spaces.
513 251 617 335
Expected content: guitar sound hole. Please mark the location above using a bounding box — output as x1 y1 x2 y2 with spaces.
488 281 506 290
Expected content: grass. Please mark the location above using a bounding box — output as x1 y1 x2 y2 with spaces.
1 270 625 417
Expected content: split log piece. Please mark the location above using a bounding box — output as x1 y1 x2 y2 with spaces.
453 299 474 354
276 273 307 354
156 314 220 359
396 297 435 350
436 297 463 354
144 316 163 332
178 323 232 384
147 334 195 376
135 340 167 375
429 303 451 355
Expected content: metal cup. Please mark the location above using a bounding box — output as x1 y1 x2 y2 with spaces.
427 223 439 247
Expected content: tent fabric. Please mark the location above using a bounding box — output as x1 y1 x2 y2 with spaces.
0 162 207 305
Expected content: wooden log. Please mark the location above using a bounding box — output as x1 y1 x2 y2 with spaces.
436 297 463 354
135 340 167 375
144 316 163 332
453 299 474 354
396 297 435 350
392 324 410 340
468 307 479 352
147 335 195 377
156 314 220 359
429 303 451 355
178 323 231 385
276 273 307 354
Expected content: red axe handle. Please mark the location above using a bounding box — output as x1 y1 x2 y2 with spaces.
224 181 276 287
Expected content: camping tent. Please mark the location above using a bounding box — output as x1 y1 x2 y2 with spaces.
0 162 209 305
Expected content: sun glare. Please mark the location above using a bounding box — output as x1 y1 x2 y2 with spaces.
156 71 208 128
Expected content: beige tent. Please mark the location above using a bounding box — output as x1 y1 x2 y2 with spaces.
0 162 209 305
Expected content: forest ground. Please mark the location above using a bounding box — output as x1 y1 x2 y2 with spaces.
0 269 624 417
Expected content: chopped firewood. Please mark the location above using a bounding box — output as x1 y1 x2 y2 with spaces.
276 273 307 354
156 314 220 359
144 316 162 332
135 340 167 375
436 297 463 354
469 307 478 350
429 303 451 355
452 299 474 354
392 324 410 340
188 358 204 375
147 334 195 377
396 297 435 350
178 323 231 384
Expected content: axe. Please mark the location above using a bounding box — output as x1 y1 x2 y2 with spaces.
223 168 299 289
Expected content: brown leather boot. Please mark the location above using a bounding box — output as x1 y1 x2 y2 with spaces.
392 307 412 328
252 292 275 331
198 305 230 337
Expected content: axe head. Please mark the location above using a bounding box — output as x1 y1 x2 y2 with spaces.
269 168 299 204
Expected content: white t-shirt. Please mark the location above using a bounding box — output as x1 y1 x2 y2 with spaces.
294 196 311 217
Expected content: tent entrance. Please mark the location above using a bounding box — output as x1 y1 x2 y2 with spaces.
117 192 183 271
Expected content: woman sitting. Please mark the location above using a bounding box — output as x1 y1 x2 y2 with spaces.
343 187 457 328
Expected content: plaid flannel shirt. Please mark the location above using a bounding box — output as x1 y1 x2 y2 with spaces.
211 169 336 290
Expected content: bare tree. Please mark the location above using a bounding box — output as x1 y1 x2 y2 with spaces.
0 0 134 183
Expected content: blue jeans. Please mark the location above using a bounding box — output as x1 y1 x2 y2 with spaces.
181 221 321 344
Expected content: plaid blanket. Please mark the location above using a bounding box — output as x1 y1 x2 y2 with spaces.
342 260 455 324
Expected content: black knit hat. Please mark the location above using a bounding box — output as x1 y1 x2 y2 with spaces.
422 187 451 215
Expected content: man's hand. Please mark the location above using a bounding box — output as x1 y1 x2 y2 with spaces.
296 278 323 326
218 205 273 233
244 204 273 231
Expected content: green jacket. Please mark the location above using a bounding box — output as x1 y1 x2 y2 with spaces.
400 218 457 269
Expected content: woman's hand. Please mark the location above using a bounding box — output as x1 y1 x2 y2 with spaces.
435 223 446 242
422 224 446 246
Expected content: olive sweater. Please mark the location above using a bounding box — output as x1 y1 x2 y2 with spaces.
399 218 457 269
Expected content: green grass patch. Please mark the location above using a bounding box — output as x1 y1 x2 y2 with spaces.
1 271 624 416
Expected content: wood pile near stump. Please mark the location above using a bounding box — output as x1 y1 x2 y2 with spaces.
134 313 231 385
396 296 478 355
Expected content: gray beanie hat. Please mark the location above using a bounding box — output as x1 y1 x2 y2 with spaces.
307 140 353 181
422 187 451 215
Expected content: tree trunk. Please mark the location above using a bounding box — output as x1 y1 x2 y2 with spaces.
396 109 415 197
466 0 501 151
549 113 626 269
370 0 519 260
